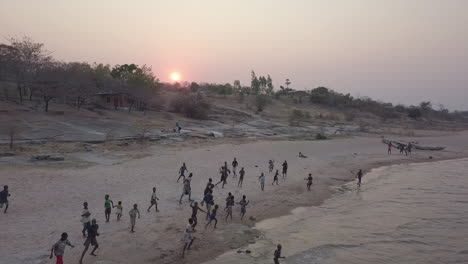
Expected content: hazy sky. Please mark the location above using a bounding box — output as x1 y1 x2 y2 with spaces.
1 0 467 110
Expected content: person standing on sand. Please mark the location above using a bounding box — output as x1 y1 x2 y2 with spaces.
282 161 288 180
81 202 91 237
179 178 193 204
272 170 279 185
232 158 239 178
238 195 250 220
129 204 141 232
273 244 285 264
387 141 392 154
305 173 313 191
407 142 413 155
189 201 205 230
238 167 245 187
258 173 266 191
182 218 195 258
50 232 74 264
104 195 114 223
147 187 160 212
79 219 99 264
115 201 123 221
224 192 234 209
356 169 363 185
0 185 11 213
205 204 219 229
269 160 274 173
177 163 188 182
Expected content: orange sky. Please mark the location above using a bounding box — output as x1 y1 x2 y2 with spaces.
1 0 467 109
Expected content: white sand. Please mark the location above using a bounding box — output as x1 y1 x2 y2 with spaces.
1 132 468 264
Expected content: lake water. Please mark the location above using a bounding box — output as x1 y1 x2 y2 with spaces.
204 158 468 264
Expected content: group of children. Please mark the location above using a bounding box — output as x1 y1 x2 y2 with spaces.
43 154 341 264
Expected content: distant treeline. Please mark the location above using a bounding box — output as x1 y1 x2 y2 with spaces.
1 37 466 121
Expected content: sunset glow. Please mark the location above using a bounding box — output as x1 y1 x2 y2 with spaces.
170 72 181 82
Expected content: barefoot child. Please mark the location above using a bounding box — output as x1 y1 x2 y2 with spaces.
0 185 10 213
205 204 219 229
238 167 245 187
225 195 234 222
268 160 274 173
50 232 74 264
282 161 288 180
203 190 214 220
272 170 279 185
147 187 159 212
274 244 285 264
189 201 205 230
79 219 99 264
258 173 265 191
238 195 250 220
177 163 188 182
179 178 193 204
80 202 91 237
232 158 238 178
104 195 114 223
182 218 195 258
129 204 141 232
305 173 313 191
115 201 123 221
356 169 363 185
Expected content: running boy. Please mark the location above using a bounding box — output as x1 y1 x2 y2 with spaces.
232 158 238 177
182 218 195 258
238 167 245 187
80 202 91 237
273 244 285 264
189 201 205 230
50 232 74 264
258 173 266 191
0 185 11 213
179 178 193 204
356 169 363 185
177 163 188 182
272 170 279 185
282 161 288 180
147 187 159 212
205 204 219 229
79 219 99 264
238 195 250 220
268 160 274 173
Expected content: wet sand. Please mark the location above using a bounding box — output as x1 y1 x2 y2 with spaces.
1 132 468 264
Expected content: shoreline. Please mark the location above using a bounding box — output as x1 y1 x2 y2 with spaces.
1 132 468 264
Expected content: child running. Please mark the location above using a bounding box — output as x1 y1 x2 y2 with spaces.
179 178 193 204
189 201 205 230
225 195 234 222
258 173 266 191
203 190 214 220
0 185 10 213
268 160 274 173
272 170 279 185
232 158 238 178
238 167 245 187
79 219 99 264
305 173 313 191
129 203 141 232
50 232 74 264
205 204 219 229
238 195 250 220
115 201 123 221
177 163 188 183
182 218 195 258
104 194 114 223
147 187 159 212
80 202 91 237
274 244 285 264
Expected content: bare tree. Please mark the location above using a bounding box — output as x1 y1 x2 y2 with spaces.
33 61 65 112
63 62 95 110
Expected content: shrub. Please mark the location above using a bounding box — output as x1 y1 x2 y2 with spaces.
408 107 422 119
315 133 327 140
289 109 310 126
170 92 211 119
255 94 270 112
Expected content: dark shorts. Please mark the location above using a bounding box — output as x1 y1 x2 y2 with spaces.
241 208 246 214
151 199 157 205
209 215 216 221
84 236 98 247
105 208 111 214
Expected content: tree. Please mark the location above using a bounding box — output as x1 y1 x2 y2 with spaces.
250 71 260 95
408 107 422 119
266 75 274 95
33 61 66 112
190 82 200 92
63 62 95 110
3 37 51 103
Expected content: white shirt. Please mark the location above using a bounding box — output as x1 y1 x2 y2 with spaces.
80 209 90 223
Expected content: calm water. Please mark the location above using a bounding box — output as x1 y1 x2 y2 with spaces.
204 158 468 264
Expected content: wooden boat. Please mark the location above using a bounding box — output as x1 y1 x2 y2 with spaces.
413 145 446 151
382 139 445 151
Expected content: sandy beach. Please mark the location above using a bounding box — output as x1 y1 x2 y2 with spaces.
1 132 468 264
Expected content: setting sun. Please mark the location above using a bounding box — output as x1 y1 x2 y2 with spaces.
170 72 181 82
